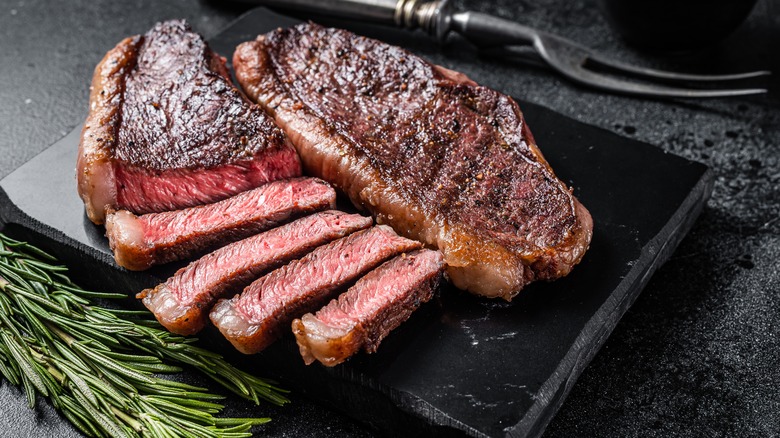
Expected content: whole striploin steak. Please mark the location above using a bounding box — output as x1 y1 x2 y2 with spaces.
233 23 593 300
77 20 301 225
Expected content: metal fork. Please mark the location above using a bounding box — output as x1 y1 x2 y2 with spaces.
250 0 771 98
447 9 770 98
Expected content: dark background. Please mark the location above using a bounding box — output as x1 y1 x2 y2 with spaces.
0 0 778 437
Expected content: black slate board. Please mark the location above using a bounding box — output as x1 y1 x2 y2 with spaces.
0 8 713 438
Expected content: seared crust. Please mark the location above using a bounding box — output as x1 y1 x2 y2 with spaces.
78 21 301 224
78 36 142 224
233 25 593 300
135 283 201 335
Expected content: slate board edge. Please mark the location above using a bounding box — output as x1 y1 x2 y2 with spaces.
0 155 715 438
312 361 488 437
0 95 718 438
0 190 110 269
305 166 716 438
205 11 718 437
0 9 717 434
0 133 714 438
514 167 715 438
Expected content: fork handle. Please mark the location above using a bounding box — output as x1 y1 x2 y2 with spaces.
450 11 539 47
241 0 401 23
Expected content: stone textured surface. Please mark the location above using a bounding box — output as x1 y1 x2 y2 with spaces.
0 0 778 437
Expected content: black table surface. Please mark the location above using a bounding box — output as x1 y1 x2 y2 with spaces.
0 1 778 437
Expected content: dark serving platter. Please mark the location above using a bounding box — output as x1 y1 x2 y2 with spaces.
0 8 713 438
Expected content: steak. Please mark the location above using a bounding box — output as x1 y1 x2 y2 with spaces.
292 249 444 366
210 225 422 354
234 24 593 300
105 177 336 271
78 19 301 225
139 211 372 335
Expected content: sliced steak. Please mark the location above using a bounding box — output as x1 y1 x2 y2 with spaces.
210 225 422 354
292 249 444 366
106 177 335 271
234 24 593 300
139 211 372 335
78 19 301 224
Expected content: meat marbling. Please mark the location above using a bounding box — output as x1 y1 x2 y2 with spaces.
210 225 422 354
292 249 444 366
106 177 335 271
139 210 372 335
233 23 593 300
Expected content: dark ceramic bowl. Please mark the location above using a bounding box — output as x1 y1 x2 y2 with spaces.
598 0 759 52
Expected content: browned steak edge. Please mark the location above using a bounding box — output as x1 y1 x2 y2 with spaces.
233 32 592 300
77 35 142 225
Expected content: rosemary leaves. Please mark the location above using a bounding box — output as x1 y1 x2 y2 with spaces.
0 232 289 438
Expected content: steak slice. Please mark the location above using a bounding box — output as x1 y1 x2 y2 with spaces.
139 211 372 335
292 249 444 366
78 19 301 225
105 177 335 271
210 225 422 354
234 24 593 300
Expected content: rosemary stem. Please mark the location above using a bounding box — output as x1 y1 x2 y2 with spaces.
0 233 286 438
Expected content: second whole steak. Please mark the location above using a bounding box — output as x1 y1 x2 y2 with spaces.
77 20 301 225
234 24 593 300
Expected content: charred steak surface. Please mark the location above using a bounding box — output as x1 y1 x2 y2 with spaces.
234 24 593 300
78 20 300 224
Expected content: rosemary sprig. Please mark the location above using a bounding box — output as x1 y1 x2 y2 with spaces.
0 233 289 437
